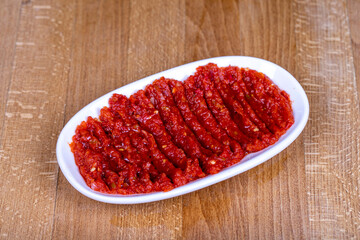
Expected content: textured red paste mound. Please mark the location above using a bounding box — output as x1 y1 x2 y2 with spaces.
70 63 294 194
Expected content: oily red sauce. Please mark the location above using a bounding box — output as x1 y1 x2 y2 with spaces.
70 63 294 194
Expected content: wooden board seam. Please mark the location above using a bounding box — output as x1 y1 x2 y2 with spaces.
0 0 22 147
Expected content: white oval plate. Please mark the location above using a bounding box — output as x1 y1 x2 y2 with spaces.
56 56 309 204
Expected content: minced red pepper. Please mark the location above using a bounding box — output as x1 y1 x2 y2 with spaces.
70 63 294 194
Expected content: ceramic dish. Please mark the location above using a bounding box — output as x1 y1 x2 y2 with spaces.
56 56 309 204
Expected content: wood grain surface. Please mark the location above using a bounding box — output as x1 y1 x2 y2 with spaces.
0 0 359 239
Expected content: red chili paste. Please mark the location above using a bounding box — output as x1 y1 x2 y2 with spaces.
70 63 294 194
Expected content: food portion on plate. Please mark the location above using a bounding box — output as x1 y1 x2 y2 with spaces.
70 63 294 195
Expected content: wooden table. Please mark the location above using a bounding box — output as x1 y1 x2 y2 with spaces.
1 0 359 239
